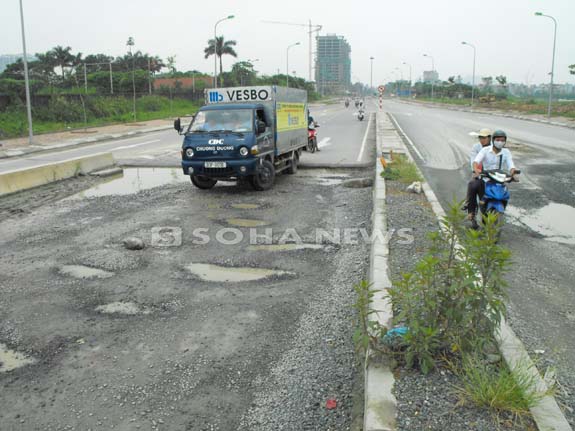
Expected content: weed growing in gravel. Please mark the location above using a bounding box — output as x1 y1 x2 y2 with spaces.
453 353 553 420
387 203 511 373
380 154 422 184
352 280 387 358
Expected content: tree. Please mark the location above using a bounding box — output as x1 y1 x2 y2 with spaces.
495 75 507 86
204 36 238 86
84 54 114 71
447 76 455 85
569 64 575 75
51 46 76 79
481 76 493 91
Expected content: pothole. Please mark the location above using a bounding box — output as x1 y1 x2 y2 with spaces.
508 203 575 244
226 218 270 228
0 343 36 373
59 265 115 279
95 302 150 315
186 263 292 282
246 244 324 252
68 168 188 198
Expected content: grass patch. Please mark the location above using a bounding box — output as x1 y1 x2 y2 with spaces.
380 153 422 184
453 354 553 419
0 96 199 139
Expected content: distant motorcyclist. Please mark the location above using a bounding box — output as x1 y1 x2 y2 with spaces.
307 110 320 151
466 130 517 228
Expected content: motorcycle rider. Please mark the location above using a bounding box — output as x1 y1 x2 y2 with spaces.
307 110 320 152
469 128 492 170
466 130 517 228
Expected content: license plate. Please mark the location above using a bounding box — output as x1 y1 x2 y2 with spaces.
204 161 226 168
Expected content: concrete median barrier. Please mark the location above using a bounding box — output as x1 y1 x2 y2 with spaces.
0 152 115 196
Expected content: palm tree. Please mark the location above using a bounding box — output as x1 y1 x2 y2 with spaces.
204 36 237 86
51 46 75 79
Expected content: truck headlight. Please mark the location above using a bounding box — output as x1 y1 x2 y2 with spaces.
250 145 259 155
185 148 194 158
239 146 249 157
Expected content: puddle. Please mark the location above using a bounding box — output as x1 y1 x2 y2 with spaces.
95 302 150 315
246 244 324 252
508 203 575 244
59 265 114 279
231 203 261 210
187 263 291 282
226 218 270 228
0 343 36 373
69 168 188 198
312 178 346 186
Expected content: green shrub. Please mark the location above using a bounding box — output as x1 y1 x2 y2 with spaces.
381 153 422 184
388 203 511 373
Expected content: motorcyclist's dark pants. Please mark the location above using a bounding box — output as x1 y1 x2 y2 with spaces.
466 177 485 215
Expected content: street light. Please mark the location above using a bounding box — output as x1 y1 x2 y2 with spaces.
286 42 300 87
403 62 412 98
127 37 136 121
423 53 435 100
18 0 33 144
214 14 235 89
461 41 476 107
370 56 374 90
535 12 558 118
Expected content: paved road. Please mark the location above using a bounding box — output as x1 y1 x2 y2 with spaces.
385 98 575 426
0 101 373 173
0 102 376 430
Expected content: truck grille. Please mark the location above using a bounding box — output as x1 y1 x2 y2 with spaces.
203 167 235 176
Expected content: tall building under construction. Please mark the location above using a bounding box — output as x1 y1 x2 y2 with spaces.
315 35 351 95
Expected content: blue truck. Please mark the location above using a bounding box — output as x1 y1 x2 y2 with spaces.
174 85 308 191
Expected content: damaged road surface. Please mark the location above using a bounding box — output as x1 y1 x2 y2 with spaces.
0 167 372 430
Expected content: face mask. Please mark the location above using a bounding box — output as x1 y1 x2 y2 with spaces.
493 140 505 150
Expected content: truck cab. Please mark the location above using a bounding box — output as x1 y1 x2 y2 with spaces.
175 86 308 191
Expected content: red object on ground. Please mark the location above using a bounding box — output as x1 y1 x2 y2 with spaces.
326 399 337 410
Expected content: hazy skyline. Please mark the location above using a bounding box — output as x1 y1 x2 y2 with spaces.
2 0 574 86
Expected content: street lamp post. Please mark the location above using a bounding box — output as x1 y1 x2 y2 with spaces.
370 56 374 91
395 67 404 96
423 53 435 100
535 12 558 118
214 15 235 89
18 0 33 145
403 62 412 98
461 41 476 107
127 37 136 121
286 42 300 88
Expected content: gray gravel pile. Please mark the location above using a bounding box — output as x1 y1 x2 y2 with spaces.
385 180 536 431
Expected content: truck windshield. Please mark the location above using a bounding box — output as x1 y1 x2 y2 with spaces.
189 109 253 133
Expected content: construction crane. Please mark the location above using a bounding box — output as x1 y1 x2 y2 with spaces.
262 20 322 82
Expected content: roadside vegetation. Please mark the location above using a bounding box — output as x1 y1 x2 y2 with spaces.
379 153 422 184
0 42 323 139
353 200 552 422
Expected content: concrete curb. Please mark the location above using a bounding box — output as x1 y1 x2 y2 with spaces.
363 112 400 431
387 111 573 431
0 152 115 196
0 125 173 160
393 99 575 130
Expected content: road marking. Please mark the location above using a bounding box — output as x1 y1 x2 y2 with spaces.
317 137 332 149
387 113 426 162
356 113 373 162
113 140 161 151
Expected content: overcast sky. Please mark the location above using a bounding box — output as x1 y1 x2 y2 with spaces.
2 0 574 85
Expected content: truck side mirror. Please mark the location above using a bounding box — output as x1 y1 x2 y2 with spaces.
174 118 182 133
257 121 266 134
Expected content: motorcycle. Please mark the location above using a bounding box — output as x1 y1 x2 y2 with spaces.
357 110 365 121
478 169 520 235
307 122 319 153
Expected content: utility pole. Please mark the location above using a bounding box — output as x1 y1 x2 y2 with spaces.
18 0 34 145
535 12 558 118
127 37 136 121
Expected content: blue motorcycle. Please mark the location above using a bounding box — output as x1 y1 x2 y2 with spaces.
479 169 520 235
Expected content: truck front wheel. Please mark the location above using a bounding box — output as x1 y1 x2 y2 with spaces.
250 160 275 191
191 175 217 189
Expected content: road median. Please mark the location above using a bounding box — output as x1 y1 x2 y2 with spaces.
0 152 115 196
